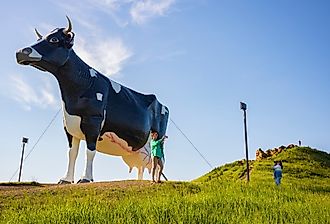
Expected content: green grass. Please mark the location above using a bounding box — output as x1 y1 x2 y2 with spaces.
1 147 329 223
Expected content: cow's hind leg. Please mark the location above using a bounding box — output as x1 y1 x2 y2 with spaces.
59 134 80 184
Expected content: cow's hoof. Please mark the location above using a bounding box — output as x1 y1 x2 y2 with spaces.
77 179 93 184
58 180 72 184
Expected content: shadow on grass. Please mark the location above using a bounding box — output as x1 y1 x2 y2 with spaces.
0 181 41 186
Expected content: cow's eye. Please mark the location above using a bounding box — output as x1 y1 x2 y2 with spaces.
49 37 59 43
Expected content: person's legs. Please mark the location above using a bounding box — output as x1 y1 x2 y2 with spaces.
277 171 282 185
275 176 280 185
274 172 277 185
274 170 282 186
151 156 159 182
156 159 164 183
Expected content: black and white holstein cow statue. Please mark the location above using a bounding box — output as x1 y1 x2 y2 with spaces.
16 17 169 184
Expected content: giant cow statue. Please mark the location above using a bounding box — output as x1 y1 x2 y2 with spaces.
16 17 169 183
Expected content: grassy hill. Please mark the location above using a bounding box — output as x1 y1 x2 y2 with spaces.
1 146 329 223
196 146 330 182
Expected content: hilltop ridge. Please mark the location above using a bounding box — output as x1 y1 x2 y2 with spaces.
195 145 330 183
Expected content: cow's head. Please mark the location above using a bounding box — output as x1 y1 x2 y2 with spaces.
16 16 75 72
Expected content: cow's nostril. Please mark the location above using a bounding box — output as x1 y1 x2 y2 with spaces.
22 47 32 55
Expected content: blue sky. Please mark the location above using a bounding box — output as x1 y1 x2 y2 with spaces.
1 0 329 183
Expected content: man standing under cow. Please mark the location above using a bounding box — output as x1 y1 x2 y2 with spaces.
150 131 168 183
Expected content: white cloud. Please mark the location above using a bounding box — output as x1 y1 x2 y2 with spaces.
83 0 175 25
53 1 133 76
9 75 59 111
75 37 132 77
93 0 125 11
130 0 175 24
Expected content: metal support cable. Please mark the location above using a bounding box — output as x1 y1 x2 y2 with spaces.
9 108 61 182
170 118 213 169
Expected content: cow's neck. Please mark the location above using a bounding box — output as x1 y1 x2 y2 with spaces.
54 50 94 104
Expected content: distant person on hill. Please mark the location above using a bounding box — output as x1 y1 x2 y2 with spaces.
298 140 301 146
273 161 283 186
150 131 168 183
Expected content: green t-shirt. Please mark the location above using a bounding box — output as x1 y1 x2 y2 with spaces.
150 139 164 158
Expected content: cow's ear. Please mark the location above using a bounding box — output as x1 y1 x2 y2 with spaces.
66 32 75 48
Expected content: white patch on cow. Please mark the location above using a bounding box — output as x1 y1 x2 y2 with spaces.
30 47 42 59
62 102 85 140
161 105 168 115
96 93 103 101
62 102 107 140
110 80 121 93
89 68 98 77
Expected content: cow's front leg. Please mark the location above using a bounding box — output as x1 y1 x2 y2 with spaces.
59 136 80 184
78 116 102 183
78 148 96 183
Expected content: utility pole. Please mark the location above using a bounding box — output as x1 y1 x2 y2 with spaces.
240 102 250 182
18 137 29 182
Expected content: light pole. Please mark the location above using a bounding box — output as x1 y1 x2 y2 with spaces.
18 137 29 182
240 102 250 182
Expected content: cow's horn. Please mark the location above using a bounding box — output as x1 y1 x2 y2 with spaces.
63 16 72 35
34 28 43 39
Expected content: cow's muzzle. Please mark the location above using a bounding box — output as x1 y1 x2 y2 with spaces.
16 47 42 65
